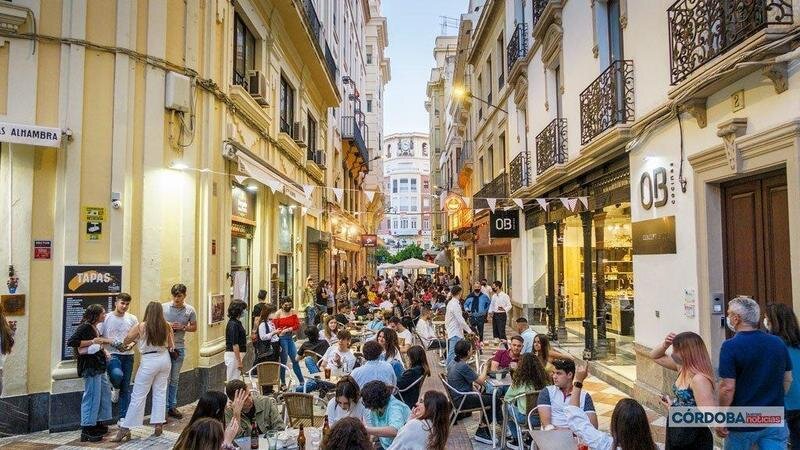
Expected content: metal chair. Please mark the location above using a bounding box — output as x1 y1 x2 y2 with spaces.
438 373 491 427
282 392 328 428
526 405 542 450
247 361 298 396
395 374 426 406
501 390 541 449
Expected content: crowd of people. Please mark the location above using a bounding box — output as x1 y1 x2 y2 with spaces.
0 271 785 449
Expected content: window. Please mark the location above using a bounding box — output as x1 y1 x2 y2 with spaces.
307 113 317 153
399 179 409 193
366 99 373 113
423 219 430 230
401 219 409 228
422 143 428 156
233 13 256 88
497 35 504 89
392 180 398 193
423 179 429 189
411 219 417 229
486 57 493 104
423 198 430 207
386 144 392 158
498 133 506 173
479 156 485 186
411 203 418 212
280 76 295 133
487 146 495 178
386 219 391 229
410 179 418 193
366 45 373 64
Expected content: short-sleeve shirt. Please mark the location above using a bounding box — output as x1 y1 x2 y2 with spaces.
103 312 139 355
521 329 536 354
225 318 247 352
447 360 478 401
322 346 357 376
162 302 197 349
368 396 411 449
537 385 595 428
718 330 792 409
351 360 397 388
492 349 520 369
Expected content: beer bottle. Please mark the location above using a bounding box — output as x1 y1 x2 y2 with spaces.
250 420 259 449
297 424 306 450
322 415 331 440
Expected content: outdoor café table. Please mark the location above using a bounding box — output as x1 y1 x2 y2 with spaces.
236 426 323 449
530 429 579 450
486 371 514 448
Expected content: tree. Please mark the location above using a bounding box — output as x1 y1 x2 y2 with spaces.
374 246 392 264
390 243 423 264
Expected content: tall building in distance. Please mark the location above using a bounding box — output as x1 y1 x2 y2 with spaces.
377 132 432 252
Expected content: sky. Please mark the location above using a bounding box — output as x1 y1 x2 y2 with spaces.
381 0 467 135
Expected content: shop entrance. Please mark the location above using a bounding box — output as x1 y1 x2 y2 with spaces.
721 169 792 312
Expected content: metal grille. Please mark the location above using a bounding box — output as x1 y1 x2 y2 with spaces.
302 0 322 43
668 0 793 84
579 60 635 145
507 23 529 72
532 0 550 29
536 118 568 175
509 152 530 193
473 173 508 209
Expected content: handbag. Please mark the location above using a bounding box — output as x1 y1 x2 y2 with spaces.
169 349 180 361
254 338 276 360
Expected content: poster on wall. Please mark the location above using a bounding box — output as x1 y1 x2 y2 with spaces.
209 294 225 324
61 265 121 360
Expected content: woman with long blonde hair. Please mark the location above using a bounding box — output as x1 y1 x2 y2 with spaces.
649 331 716 449
0 300 16 396
112 301 174 442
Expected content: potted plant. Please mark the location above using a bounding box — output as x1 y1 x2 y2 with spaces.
7 265 18 294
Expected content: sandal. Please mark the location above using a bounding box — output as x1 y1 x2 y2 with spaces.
111 428 131 443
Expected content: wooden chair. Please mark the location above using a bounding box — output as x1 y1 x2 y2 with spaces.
282 393 327 428
502 390 541 449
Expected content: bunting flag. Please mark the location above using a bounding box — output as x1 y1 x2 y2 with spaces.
303 184 315 200
536 198 549 211
332 188 344 203
513 198 524 210
486 198 497 213
365 190 376 203
561 197 579 212
578 196 589 210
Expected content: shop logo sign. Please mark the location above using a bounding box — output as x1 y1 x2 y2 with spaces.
489 210 519 238
640 163 677 209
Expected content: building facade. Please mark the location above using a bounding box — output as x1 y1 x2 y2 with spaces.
377 132 432 251
443 0 800 411
0 0 385 434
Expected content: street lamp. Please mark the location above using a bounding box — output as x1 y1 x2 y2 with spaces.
452 86 508 114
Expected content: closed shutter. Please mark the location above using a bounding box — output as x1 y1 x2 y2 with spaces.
307 243 320 282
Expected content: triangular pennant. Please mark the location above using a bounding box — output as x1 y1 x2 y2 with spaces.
365 190 376 203
513 198 524 210
303 185 315 199
578 196 589 210
536 198 549 211
563 198 579 212
332 188 344 203
486 198 497 213
559 198 572 211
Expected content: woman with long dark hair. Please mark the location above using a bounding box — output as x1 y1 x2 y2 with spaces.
172 416 240 450
396 345 430 408
388 390 451 450
174 389 246 449
321 416 373 450
765 303 800 448
504 352 549 448
255 304 281 365
113 302 175 442
377 327 404 377
67 304 113 442
325 376 368 425
0 300 16 396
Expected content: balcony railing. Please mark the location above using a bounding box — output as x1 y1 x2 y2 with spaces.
456 141 474 174
302 0 322 44
473 173 508 209
341 116 368 162
325 42 338 84
509 152 531 193
579 60 635 145
668 0 793 84
507 23 529 72
536 118 568 175
280 117 292 135
532 0 549 29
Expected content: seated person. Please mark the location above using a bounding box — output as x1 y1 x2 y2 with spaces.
415 305 446 351
377 327 405 378
514 317 537 354
379 295 394 312
324 417 374 450
388 316 414 352
350 340 397 388
297 326 329 373
504 353 550 449
362 380 411 449
321 330 358 376
355 299 372 318
490 335 523 371
224 379 284 438
326 376 369 425
367 311 389 333
396 345 430 408
446 339 501 445
321 315 341 345
537 358 597 430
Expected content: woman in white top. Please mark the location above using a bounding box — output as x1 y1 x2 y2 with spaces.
325 376 368 425
321 315 340 345
0 301 16 396
388 390 451 450
112 302 174 442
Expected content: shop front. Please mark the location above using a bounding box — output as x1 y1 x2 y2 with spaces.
231 185 256 306
444 193 474 283
474 213 511 295
306 227 330 283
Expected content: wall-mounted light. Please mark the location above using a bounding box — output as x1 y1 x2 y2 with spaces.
169 160 189 170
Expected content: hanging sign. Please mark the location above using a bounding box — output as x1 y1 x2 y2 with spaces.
489 209 520 238
360 234 377 247
0 121 62 147
61 265 122 360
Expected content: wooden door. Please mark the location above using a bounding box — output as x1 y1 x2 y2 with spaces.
722 169 792 313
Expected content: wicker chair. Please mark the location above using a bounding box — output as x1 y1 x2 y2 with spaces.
282 392 327 428
247 361 296 396
501 390 541 449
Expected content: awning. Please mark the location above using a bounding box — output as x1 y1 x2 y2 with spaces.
434 250 452 267
236 152 309 207
333 238 361 253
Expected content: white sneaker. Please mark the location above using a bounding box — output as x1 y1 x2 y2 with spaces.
111 388 120 403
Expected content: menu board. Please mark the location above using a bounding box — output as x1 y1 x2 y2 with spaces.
61 265 122 360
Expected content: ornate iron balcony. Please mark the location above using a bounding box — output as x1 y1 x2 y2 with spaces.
302 0 322 44
579 60 635 145
668 0 793 85
456 141 474 175
536 118 568 175
473 173 508 209
509 152 531 193
325 42 338 85
532 0 550 29
507 23 529 72
341 116 368 162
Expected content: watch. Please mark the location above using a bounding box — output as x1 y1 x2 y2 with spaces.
573 381 583 389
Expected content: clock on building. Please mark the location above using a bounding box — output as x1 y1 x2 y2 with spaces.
400 139 411 151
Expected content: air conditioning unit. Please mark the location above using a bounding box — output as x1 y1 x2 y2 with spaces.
292 122 307 147
314 150 327 168
246 70 268 106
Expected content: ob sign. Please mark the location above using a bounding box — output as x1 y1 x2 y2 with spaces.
489 210 519 238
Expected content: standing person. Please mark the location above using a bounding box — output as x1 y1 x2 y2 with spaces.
67 304 113 442
273 298 305 388
102 293 138 421
648 331 716 449
224 301 247 382
765 303 800 448
301 276 317 327
718 296 791 449
445 285 473 367
0 299 16 396
362 380 412 449
479 278 492 298
254 305 281 394
251 289 268 330
464 283 490 341
163 283 197 419
315 281 331 325
388 390 451 450
113 301 174 442
488 281 511 342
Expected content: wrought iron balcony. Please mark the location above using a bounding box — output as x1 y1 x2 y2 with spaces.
325 42 338 85
668 0 793 85
509 152 531 193
341 116 368 162
536 118 568 175
473 173 508 209
456 141 474 175
302 0 322 44
507 23 529 72
532 0 549 29
579 60 634 145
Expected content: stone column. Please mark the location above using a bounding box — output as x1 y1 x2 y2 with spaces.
594 211 608 359
556 221 567 341
581 211 596 360
545 222 557 339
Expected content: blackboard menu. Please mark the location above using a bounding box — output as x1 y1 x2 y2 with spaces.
61 265 122 360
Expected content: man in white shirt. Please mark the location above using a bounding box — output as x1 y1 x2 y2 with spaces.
480 278 492 298
102 293 139 420
415 306 446 350
515 317 537 354
488 281 512 341
445 285 473 367
537 358 597 429
387 316 414 352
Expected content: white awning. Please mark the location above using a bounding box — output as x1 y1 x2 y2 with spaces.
236 152 309 207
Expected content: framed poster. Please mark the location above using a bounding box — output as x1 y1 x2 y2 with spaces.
209 294 225 324
61 265 121 360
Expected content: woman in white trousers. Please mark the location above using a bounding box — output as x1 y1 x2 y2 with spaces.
112 302 174 442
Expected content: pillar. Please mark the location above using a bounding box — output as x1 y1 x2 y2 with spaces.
581 211 596 360
545 222 557 339
594 210 608 359
556 221 567 341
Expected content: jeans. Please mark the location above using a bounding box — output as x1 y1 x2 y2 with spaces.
295 378 335 393
787 409 800 449
507 405 538 438
305 306 318 328
81 372 113 427
167 347 185 411
470 316 486 341
446 336 462 367
279 335 305 386
304 356 321 374
724 427 789 450
107 354 134 418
